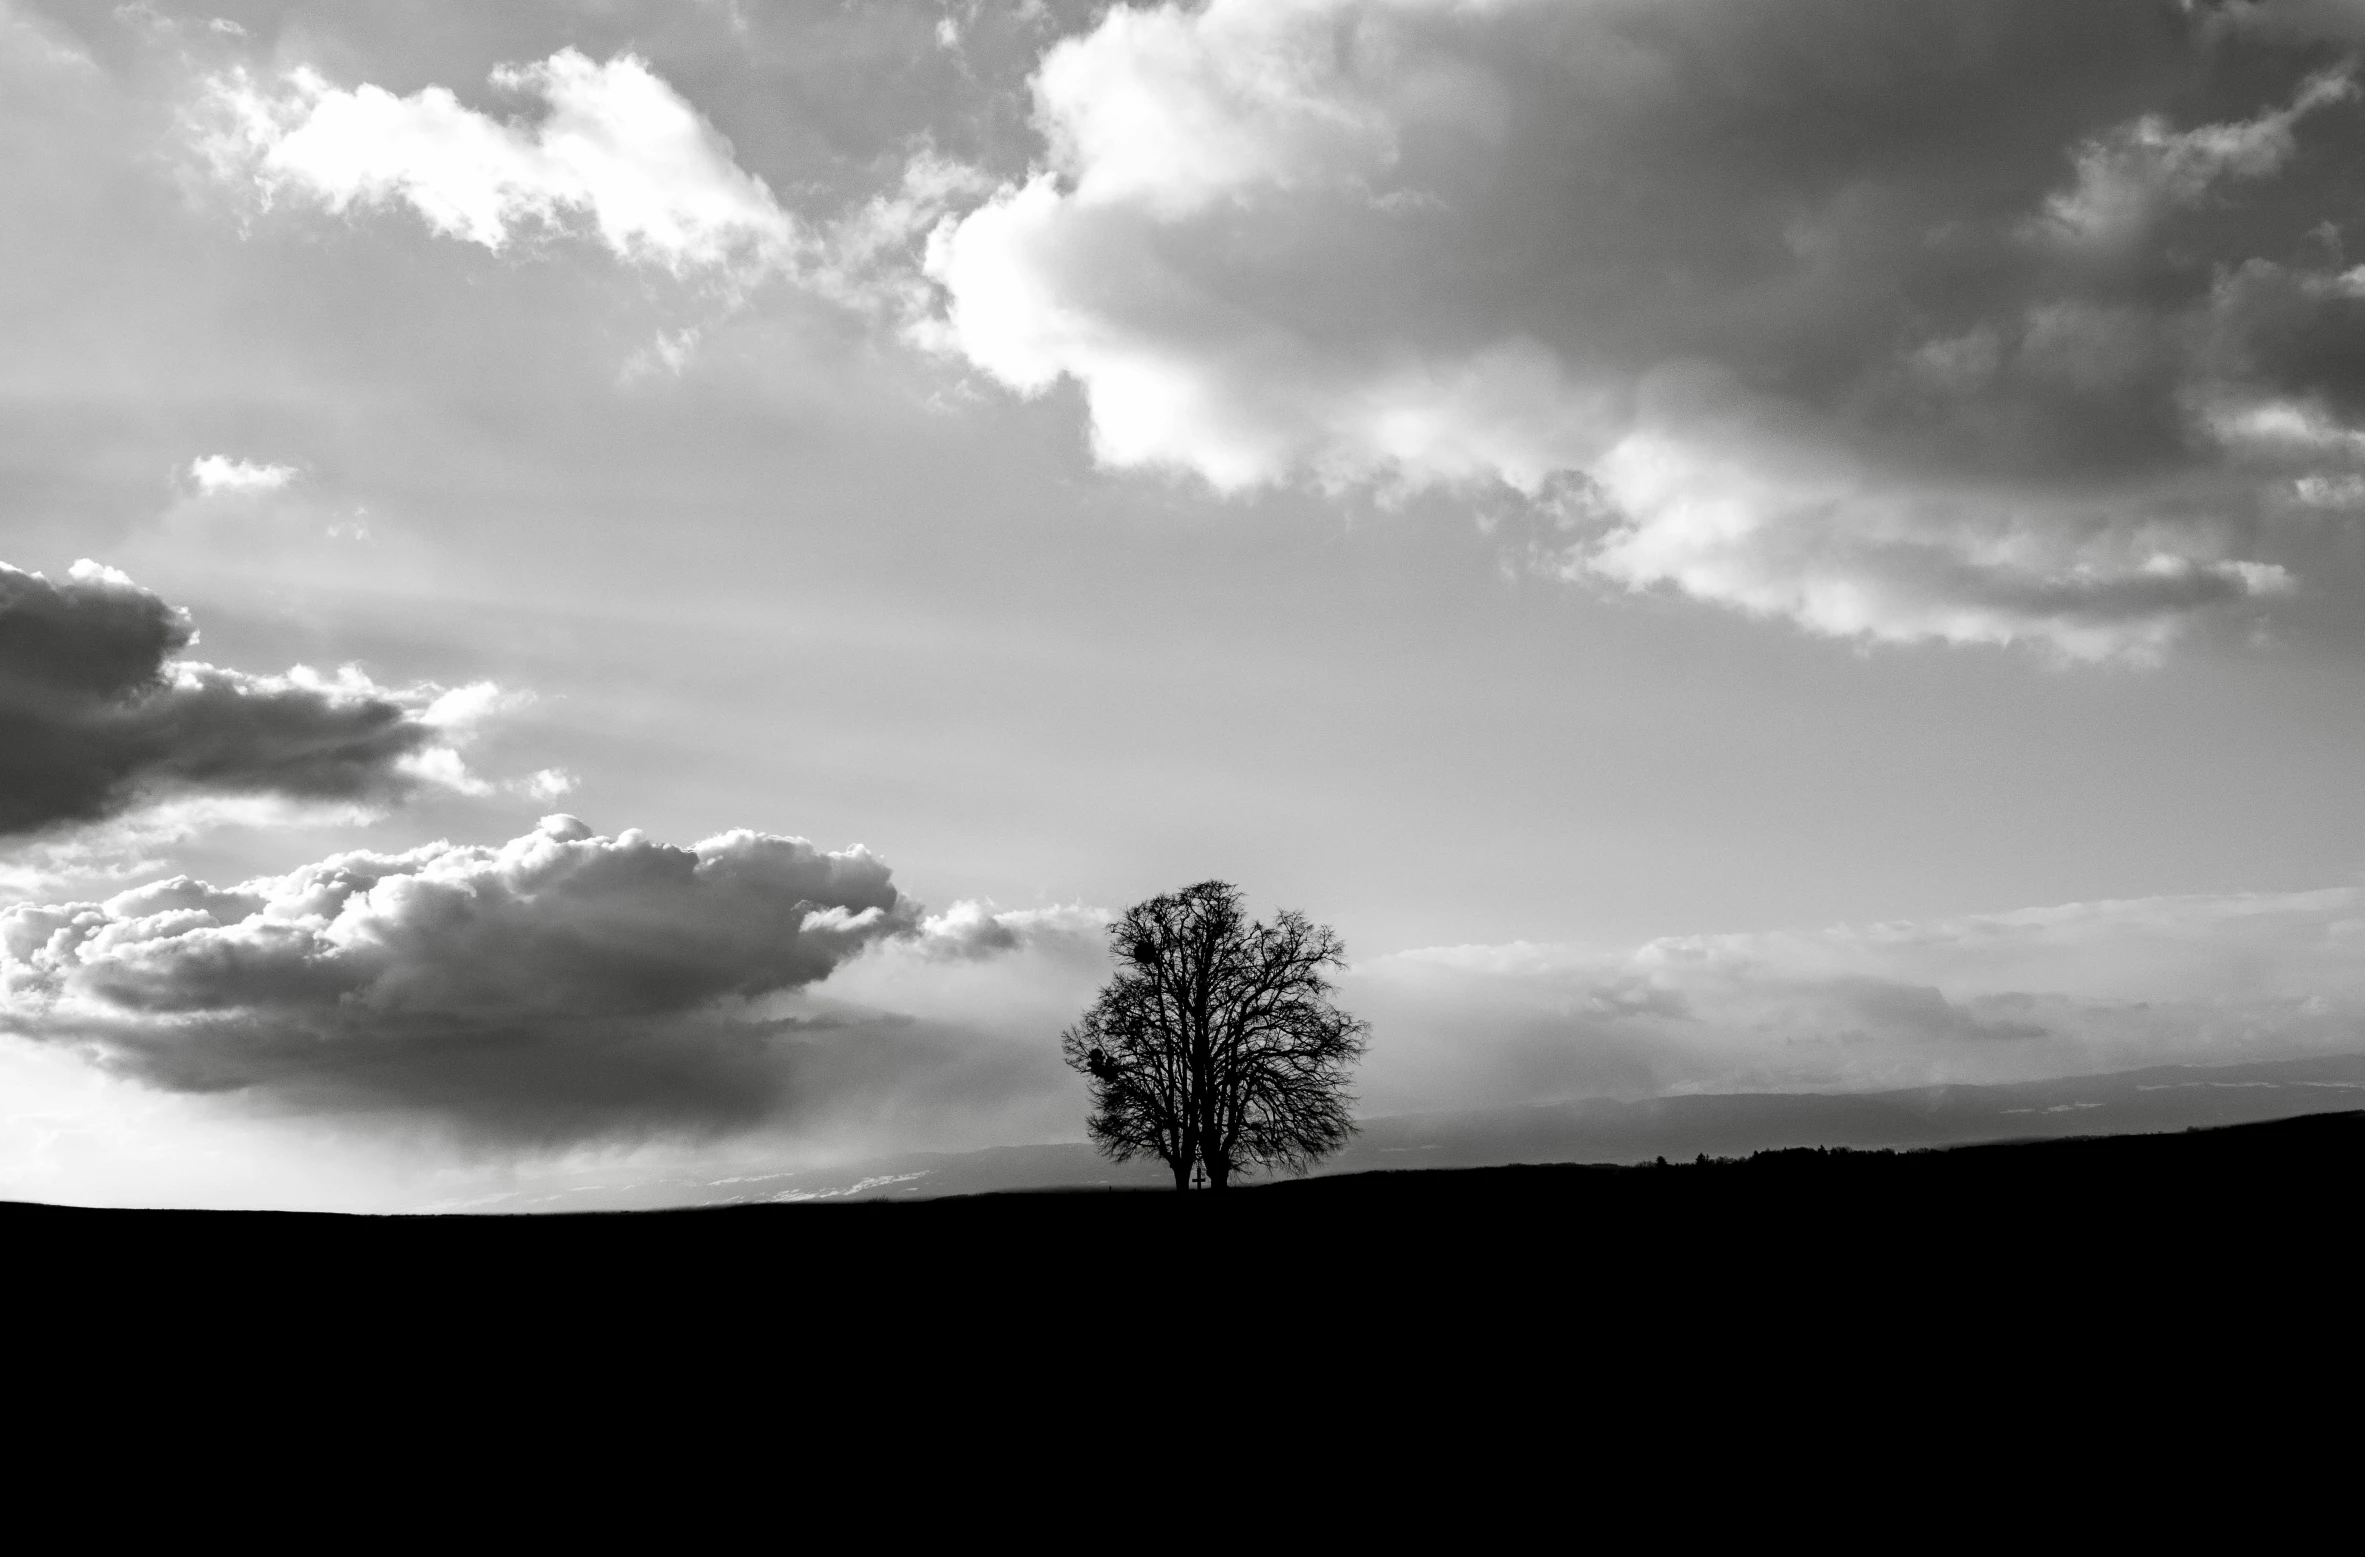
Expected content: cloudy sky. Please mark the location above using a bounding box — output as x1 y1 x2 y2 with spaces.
6 0 2365 1208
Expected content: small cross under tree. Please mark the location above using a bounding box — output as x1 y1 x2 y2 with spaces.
1061 880 1367 1190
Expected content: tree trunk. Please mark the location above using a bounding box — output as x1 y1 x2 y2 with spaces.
1171 1157 1192 1191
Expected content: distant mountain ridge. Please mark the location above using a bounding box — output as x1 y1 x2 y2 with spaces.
415 1050 2365 1213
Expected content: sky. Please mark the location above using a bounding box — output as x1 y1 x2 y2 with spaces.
4 0 2365 1209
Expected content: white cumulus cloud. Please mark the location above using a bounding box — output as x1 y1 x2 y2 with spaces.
924 0 1602 496
188 454 295 494
200 48 796 277
918 0 2342 659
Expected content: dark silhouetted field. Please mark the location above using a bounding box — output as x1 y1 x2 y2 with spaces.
15 1111 2355 1429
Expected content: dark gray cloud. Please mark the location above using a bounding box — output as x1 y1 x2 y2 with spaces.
0 559 472 835
919 0 2365 657
0 815 1091 1146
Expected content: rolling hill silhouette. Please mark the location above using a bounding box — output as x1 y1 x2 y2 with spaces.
399 1050 2365 1211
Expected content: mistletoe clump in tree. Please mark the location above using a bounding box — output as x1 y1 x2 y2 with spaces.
1061 880 1367 1190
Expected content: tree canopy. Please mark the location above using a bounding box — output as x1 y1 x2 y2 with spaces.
1061 881 1367 1189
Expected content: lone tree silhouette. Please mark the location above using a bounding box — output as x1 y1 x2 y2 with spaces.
1061 881 1367 1190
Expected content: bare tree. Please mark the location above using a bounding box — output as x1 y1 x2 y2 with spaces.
1061 881 1367 1190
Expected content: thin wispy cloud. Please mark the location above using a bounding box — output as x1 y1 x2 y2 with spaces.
1352 886 2365 1112
2033 65 2355 253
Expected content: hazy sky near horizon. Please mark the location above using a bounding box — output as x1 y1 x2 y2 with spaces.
7 0 2365 1207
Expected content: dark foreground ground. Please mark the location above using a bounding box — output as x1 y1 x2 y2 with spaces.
13 1114 2359 1440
